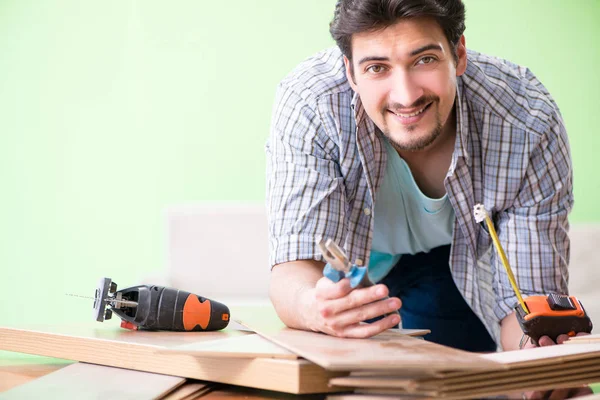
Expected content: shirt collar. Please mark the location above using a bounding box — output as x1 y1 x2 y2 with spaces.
454 77 470 165
351 91 366 125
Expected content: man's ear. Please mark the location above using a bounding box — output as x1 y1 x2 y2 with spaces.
455 35 467 77
343 55 358 91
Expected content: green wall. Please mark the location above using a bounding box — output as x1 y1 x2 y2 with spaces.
1 1 598 326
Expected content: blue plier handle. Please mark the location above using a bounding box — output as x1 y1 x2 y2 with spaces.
317 238 400 323
317 238 374 289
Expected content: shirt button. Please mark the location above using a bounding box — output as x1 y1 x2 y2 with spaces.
355 259 364 266
363 207 371 216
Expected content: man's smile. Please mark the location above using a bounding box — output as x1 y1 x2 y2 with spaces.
388 102 433 125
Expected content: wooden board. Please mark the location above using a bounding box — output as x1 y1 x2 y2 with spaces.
479 342 600 368
197 384 324 399
0 362 185 399
566 333 600 344
161 382 213 400
0 363 68 393
327 396 426 400
330 344 600 392
342 351 600 399
357 371 600 399
422 358 600 390
341 342 600 378
158 333 298 359
236 315 502 372
332 357 600 390
0 324 345 394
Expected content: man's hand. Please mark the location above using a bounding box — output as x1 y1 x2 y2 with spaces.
304 276 401 338
521 332 590 349
270 260 400 338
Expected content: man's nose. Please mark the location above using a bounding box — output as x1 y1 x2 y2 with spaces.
388 71 424 109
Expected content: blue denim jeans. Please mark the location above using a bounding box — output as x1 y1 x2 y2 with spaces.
377 245 496 352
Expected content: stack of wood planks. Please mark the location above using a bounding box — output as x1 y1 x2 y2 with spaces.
327 343 600 399
1 307 598 399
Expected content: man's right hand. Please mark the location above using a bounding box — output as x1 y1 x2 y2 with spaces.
303 276 402 338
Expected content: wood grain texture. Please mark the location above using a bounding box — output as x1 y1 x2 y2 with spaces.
197 384 325 400
0 324 345 394
566 334 600 344
160 382 212 400
158 333 298 359
329 343 600 398
0 362 185 399
0 363 67 392
328 346 600 399
331 360 600 391
479 342 600 367
357 372 600 400
327 395 426 400
237 316 502 372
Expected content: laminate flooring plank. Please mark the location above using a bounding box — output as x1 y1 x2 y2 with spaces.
236 315 502 372
0 362 185 400
161 382 208 400
330 356 600 391
0 361 70 392
356 371 600 399
0 324 341 394
417 358 600 390
158 333 298 359
479 343 600 367
566 334 600 344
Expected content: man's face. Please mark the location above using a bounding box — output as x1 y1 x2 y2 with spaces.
344 17 467 152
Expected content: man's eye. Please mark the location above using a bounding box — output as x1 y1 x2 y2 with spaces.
366 65 386 74
417 56 436 65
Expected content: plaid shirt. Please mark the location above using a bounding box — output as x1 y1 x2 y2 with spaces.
266 47 573 342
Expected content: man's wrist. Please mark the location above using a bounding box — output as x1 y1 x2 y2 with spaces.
500 311 524 351
298 286 320 332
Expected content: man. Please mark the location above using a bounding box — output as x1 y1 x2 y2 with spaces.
266 0 576 352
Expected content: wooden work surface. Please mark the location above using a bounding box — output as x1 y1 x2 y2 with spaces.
3 357 600 400
0 356 325 399
2 304 599 399
0 323 344 395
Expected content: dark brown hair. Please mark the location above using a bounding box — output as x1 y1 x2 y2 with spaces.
330 0 466 62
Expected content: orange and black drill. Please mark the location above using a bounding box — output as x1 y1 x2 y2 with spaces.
93 277 230 331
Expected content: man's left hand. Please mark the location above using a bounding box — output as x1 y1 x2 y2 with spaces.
521 332 590 349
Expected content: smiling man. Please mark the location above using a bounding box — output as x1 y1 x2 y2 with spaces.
266 0 575 352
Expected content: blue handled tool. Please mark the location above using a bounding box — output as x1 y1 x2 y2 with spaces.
317 238 400 323
317 238 374 289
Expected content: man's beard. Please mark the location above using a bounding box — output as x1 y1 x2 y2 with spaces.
380 96 444 152
383 112 443 152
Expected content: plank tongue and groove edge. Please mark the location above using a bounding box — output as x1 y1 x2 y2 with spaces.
0 324 345 394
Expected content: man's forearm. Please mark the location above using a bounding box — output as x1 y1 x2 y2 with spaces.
269 260 325 331
500 311 523 351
